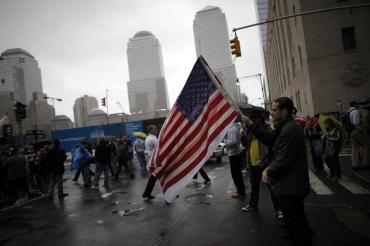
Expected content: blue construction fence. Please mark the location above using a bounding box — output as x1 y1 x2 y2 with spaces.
51 117 167 152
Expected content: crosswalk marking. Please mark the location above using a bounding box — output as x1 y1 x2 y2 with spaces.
308 170 333 195
322 166 370 194
337 176 370 194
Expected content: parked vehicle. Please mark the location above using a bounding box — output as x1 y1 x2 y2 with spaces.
213 142 226 162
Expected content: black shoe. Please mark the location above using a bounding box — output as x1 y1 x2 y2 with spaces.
143 194 155 200
204 180 211 184
58 193 68 199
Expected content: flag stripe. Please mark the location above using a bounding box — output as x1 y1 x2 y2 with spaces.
156 102 233 182
154 98 230 179
157 92 224 163
162 110 238 191
158 92 222 154
159 107 237 187
159 109 186 146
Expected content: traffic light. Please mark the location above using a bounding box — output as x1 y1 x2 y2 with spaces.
230 36 241 57
101 97 106 106
14 102 27 121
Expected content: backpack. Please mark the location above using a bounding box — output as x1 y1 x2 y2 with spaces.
343 109 356 131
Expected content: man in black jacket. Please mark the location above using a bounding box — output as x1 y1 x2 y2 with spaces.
244 97 311 246
93 139 111 187
46 139 68 199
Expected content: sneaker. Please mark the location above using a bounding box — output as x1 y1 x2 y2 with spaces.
277 210 284 219
241 205 257 212
142 194 155 200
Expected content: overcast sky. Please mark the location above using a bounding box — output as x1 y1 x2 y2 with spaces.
0 0 265 121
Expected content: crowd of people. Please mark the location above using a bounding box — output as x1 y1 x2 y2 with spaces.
1 97 369 246
0 133 152 205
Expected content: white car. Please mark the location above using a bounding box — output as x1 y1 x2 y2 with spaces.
213 142 227 162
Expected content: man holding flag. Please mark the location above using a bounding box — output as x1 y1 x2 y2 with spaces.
143 56 240 203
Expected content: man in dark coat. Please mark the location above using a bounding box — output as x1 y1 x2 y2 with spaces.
93 139 111 187
46 139 68 199
244 97 311 246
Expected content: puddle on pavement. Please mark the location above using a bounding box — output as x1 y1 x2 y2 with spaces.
185 193 214 205
111 207 145 216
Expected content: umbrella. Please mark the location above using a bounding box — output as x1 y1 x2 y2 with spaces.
318 114 346 144
133 132 147 139
294 116 309 127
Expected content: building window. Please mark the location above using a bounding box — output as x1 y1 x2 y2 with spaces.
293 5 297 25
19 57 25 63
291 56 296 77
295 91 302 113
298 46 303 66
1 79 5 85
341 26 356 51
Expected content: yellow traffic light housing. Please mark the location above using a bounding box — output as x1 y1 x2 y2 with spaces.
101 97 106 106
230 36 241 57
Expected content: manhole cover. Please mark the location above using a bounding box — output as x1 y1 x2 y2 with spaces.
185 193 214 205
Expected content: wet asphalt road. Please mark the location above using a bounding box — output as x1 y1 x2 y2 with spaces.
1 153 370 246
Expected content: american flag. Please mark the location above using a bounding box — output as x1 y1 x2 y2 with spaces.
147 56 239 203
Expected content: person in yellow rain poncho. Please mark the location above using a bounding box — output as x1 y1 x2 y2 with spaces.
319 115 345 181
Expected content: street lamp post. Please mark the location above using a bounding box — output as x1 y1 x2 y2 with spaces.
43 96 62 107
117 102 124 137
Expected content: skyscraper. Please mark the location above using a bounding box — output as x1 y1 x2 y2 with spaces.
126 31 169 114
73 95 98 128
0 48 43 105
193 6 240 102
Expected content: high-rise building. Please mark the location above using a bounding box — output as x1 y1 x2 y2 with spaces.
254 0 271 108
193 6 240 102
265 0 370 115
73 95 99 128
126 31 169 114
254 0 268 51
0 48 43 105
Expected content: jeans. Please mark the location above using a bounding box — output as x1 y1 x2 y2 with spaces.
48 173 63 197
277 196 312 246
143 174 156 197
193 168 211 182
94 163 110 186
229 154 245 195
325 154 341 178
249 165 263 209
116 158 134 177
82 165 92 185
136 151 147 169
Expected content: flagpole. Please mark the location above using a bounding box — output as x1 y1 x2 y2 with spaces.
199 56 245 117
